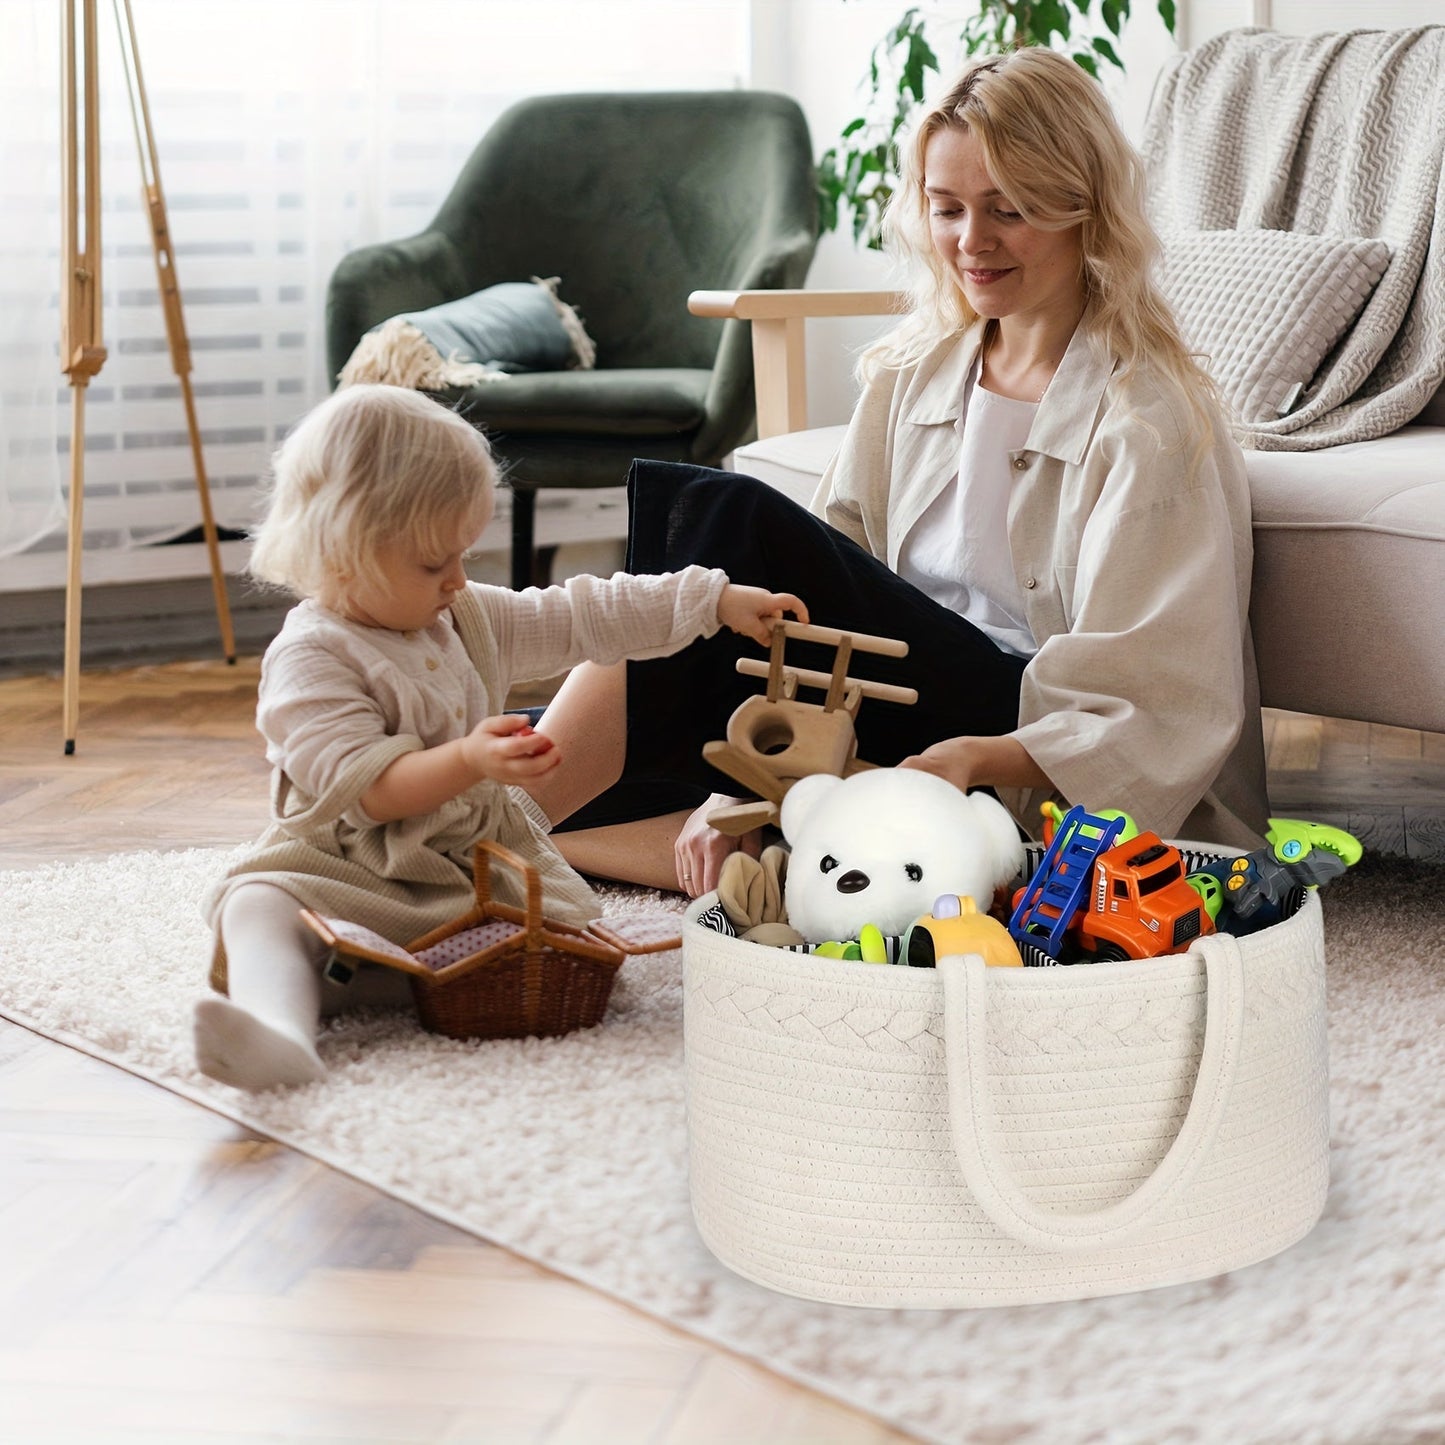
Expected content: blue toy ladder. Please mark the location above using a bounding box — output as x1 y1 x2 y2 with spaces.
1008 806 1127 960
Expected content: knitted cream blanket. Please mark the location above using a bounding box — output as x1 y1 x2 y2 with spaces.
1142 26 1445 449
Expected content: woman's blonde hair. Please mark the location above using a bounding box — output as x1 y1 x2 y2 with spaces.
869 48 1217 446
248 384 496 599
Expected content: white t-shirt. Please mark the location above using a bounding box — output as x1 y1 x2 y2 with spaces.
897 372 1038 659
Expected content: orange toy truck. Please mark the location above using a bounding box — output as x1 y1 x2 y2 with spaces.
1075 833 1215 961
1009 806 1213 964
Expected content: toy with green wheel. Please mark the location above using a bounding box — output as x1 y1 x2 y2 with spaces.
1185 817 1361 936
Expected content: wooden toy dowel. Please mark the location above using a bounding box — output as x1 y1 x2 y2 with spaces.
768 620 909 657
735 657 917 706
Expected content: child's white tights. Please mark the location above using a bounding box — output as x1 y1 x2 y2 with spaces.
193 881 328 1090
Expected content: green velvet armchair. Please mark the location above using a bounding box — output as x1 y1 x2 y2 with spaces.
326 90 818 588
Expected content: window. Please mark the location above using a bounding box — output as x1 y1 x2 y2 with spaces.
0 0 750 581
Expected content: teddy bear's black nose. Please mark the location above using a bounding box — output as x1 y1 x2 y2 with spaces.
836 869 870 894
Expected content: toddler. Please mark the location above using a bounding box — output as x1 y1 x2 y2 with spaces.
195 384 804 1090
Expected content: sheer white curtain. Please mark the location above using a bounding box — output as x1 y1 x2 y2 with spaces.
0 2 65 559
0 0 750 573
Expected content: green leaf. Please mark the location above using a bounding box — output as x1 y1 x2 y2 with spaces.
1101 0 1128 37
1156 0 1177 34
886 6 923 48
840 116 866 140
1021 0 1072 48
1091 35 1123 68
901 31 940 102
1073 50 1100 78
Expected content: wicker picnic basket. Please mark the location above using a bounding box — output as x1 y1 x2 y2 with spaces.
304 840 627 1041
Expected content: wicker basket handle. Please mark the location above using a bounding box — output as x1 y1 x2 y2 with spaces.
940 930 1246 1253
471 839 544 949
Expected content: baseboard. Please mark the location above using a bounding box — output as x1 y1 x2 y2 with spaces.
0 573 287 678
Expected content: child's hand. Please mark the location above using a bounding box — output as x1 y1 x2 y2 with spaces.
461 713 561 783
716 585 808 647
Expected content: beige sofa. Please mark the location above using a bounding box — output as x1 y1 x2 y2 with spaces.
691 289 1445 736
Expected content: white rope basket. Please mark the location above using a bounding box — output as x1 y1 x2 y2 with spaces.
681 873 1329 1309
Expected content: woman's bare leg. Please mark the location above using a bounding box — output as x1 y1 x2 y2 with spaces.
524 660 627 824
551 809 694 891
522 660 691 890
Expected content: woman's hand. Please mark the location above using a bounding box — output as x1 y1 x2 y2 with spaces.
460 713 563 785
900 734 1050 793
898 737 984 792
674 792 762 898
716 585 808 646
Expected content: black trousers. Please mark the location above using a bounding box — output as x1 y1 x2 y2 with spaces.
552 460 1028 832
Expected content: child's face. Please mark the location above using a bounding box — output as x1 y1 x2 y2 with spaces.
336 506 488 631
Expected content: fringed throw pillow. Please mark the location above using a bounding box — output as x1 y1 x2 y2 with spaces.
338 276 596 390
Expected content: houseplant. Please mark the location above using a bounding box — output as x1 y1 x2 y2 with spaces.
817 1 1178 247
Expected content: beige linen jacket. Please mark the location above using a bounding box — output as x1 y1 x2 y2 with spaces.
813 318 1269 849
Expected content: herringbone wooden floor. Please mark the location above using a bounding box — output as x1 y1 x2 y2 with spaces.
0 661 914 1445
1 659 1441 1443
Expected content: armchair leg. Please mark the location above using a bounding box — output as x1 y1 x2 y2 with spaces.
509 485 536 591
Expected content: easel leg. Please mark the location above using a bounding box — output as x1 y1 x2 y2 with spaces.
119 0 236 665
62 383 89 755
177 371 237 662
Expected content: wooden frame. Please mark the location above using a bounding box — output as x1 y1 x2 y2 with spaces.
687 288 906 438
702 619 917 836
58 0 235 755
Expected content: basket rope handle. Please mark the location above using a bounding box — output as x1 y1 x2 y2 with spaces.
940 929 1246 1252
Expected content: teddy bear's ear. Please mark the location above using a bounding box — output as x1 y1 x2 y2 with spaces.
779 773 841 843
965 791 1028 882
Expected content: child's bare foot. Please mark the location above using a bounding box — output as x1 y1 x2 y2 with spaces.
194 995 326 1090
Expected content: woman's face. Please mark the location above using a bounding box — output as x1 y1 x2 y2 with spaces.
923 125 1084 328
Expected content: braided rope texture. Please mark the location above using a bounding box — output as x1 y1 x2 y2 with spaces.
682 891 1329 1308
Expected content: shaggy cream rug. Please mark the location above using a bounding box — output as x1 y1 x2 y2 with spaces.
1 847 1442 1445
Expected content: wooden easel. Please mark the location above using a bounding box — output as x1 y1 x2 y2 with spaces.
59 0 235 755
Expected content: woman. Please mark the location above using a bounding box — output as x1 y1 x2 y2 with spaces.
524 47 1269 897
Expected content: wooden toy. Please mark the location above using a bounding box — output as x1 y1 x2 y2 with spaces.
300 839 681 1040
702 620 917 835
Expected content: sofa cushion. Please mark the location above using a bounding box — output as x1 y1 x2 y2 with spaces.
446 368 713 436
1247 428 1444 731
731 426 844 506
1246 428 1445 538
1157 230 1392 425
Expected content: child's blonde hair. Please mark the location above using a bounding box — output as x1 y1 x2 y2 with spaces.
249 384 496 599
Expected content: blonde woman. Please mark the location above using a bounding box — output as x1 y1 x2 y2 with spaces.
527 48 1268 898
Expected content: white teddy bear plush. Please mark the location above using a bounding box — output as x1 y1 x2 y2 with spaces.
779 768 1026 943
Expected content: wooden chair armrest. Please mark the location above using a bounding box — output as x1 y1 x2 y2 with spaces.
688 290 906 438
688 288 904 321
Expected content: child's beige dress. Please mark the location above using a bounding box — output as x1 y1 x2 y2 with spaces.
202 567 726 991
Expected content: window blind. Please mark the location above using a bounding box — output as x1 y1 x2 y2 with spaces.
0 0 750 587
